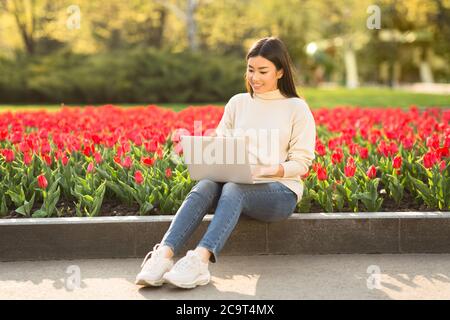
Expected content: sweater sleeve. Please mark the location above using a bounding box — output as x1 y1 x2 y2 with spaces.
281 102 316 178
215 95 237 136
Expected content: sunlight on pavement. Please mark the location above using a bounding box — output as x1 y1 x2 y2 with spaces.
211 274 260 296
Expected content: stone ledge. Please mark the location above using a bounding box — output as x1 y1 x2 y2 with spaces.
1 212 449 261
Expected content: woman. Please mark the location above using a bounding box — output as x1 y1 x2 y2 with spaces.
135 36 316 289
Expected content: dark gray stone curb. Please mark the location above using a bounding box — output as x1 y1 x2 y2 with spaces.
1 212 449 261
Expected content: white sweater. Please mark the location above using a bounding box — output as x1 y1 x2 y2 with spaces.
215 89 316 204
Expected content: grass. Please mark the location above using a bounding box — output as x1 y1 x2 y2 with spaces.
0 87 448 113
300 87 449 108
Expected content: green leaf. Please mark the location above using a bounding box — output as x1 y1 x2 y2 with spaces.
6 187 25 207
32 209 48 218
138 202 154 215
0 195 8 216
96 168 111 180
48 177 61 194
105 181 129 203
83 194 94 204
48 187 60 213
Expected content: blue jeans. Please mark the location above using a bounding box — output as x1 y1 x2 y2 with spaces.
161 179 298 263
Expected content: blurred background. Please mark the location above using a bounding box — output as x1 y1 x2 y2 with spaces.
0 0 449 107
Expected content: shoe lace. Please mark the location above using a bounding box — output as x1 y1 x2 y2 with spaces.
172 252 200 273
140 243 162 268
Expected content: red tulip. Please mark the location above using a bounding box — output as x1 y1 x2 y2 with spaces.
423 151 438 169
82 146 90 157
24 152 32 166
331 148 344 164
317 167 327 181
358 147 368 159
312 162 321 172
0 129 8 141
165 168 172 178
87 162 94 173
377 140 398 157
37 174 48 189
344 158 356 177
426 134 440 150
145 140 159 153
18 141 30 153
401 137 414 150
366 165 377 179
141 156 155 166
134 170 144 184
91 134 101 145
344 165 356 177
94 152 103 164
41 142 51 154
316 144 326 156
347 157 355 166
393 155 402 169
390 142 398 155
348 143 359 155
122 156 132 168
11 131 22 144
62 155 69 166
439 160 446 173
1 149 15 162
133 134 143 146
42 153 52 166
436 146 449 159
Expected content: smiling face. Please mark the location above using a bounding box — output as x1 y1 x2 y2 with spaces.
246 55 284 94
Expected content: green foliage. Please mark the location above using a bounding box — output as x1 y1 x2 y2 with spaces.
0 49 245 104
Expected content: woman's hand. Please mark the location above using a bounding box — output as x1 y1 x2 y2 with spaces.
250 164 281 178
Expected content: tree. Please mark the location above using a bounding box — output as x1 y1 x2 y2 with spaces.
0 0 66 55
155 0 202 52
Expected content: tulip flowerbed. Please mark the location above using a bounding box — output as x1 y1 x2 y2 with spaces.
0 104 449 218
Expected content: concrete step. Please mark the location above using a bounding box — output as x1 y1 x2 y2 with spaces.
1 212 449 262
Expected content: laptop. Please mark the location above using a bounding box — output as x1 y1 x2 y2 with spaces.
179 135 274 184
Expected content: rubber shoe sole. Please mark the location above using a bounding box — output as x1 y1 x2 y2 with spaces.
135 276 165 287
163 273 211 289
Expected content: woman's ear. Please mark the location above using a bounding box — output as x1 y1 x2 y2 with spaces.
277 69 284 79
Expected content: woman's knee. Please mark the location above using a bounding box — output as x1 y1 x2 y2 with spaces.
221 182 243 194
191 179 222 199
195 179 221 191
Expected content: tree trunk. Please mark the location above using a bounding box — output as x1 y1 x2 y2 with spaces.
419 46 434 83
154 7 167 49
186 0 199 52
11 0 36 55
344 41 358 88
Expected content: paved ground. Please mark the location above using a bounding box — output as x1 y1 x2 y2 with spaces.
1 254 450 300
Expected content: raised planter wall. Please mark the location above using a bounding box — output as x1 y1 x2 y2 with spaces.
1 212 450 262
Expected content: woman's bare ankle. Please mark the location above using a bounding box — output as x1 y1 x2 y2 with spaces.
159 245 174 259
194 246 211 264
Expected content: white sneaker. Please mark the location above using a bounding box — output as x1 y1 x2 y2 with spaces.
135 243 174 286
163 250 211 289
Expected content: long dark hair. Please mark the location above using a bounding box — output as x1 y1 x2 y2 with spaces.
245 37 300 99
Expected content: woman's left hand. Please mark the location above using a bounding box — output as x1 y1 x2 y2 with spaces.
250 164 280 178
